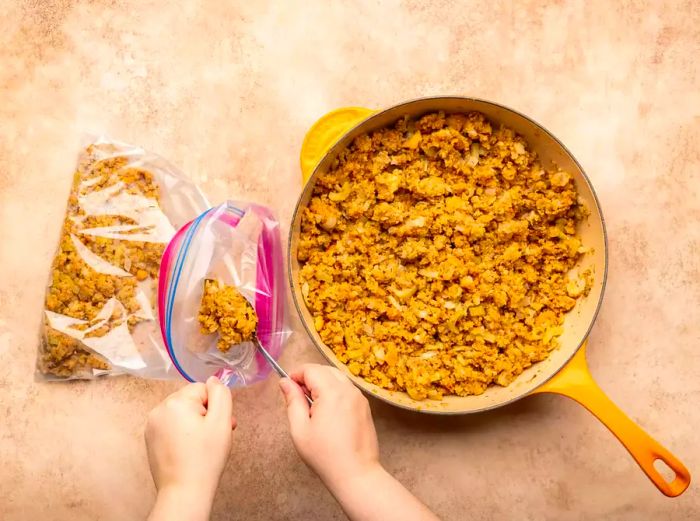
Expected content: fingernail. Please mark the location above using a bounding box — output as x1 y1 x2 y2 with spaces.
279 378 290 393
207 375 220 385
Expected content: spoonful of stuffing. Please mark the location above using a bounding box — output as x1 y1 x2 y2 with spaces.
198 279 312 405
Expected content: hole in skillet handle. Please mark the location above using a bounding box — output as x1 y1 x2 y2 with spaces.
654 458 678 484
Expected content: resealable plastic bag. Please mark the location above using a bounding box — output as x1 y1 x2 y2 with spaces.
37 138 209 380
158 202 291 387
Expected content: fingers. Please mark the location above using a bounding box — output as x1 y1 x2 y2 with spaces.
169 382 208 415
205 376 234 427
279 377 310 435
289 363 340 381
175 382 208 403
291 364 349 400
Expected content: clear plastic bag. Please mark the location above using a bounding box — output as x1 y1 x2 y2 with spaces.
158 202 291 387
37 138 209 380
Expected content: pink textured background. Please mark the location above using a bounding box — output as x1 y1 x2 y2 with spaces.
1 1 698 519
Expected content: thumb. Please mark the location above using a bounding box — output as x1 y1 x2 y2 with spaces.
205 376 233 427
279 377 310 435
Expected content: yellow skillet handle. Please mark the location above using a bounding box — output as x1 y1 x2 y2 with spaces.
532 343 691 497
300 107 376 183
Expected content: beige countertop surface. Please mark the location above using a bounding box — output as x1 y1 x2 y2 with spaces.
1 1 699 520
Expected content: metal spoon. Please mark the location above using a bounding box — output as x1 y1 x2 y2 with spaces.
203 279 312 406
252 333 313 406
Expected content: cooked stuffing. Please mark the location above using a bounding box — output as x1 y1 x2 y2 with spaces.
198 279 258 352
298 111 592 400
40 145 167 377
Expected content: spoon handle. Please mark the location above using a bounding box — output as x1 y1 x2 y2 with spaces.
254 337 313 406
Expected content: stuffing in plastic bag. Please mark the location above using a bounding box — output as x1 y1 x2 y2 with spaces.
158 202 291 387
37 138 209 380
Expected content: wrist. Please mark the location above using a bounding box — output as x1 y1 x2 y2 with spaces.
323 461 387 500
150 483 215 521
323 463 439 521
157 471 220 500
